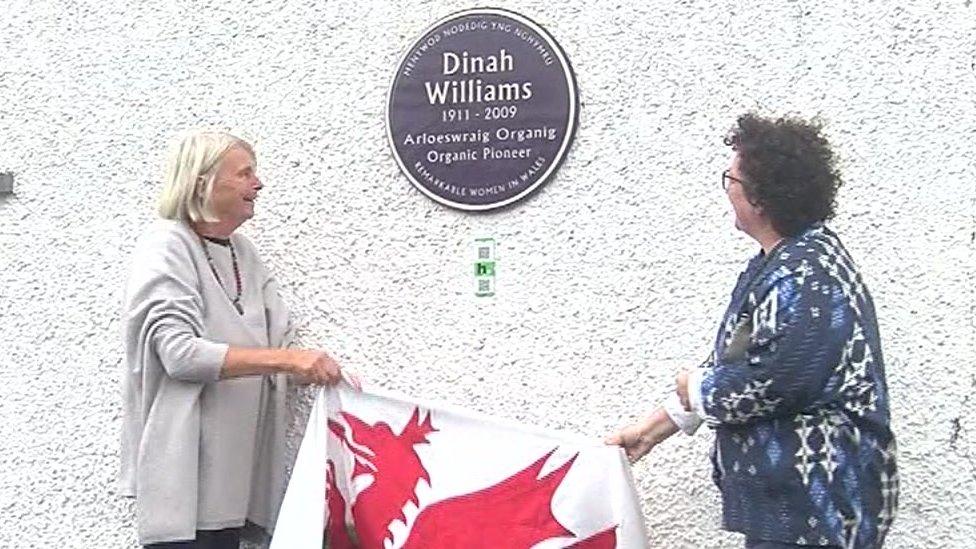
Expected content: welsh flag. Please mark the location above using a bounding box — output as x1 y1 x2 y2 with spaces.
270 385 649 549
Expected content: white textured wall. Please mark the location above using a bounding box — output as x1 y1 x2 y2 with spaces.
1 1 974 547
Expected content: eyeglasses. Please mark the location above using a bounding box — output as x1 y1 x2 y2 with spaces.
721 170 747 190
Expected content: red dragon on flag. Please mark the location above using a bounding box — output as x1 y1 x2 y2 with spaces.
325 407 617 548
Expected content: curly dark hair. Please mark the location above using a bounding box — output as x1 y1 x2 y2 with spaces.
724 114 842 237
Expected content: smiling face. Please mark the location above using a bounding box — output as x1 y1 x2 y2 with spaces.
208 146 262 226
726 153 763 234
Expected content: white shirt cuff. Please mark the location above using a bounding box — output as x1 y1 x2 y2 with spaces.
663 393 703 435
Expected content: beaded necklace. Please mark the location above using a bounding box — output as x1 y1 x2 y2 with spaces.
199 235 244 315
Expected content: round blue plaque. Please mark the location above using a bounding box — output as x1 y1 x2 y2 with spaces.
387 8 579 211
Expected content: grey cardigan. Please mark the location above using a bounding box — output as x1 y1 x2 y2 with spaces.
120 220 292 544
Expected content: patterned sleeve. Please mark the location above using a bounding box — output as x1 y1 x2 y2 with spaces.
698 269 841 426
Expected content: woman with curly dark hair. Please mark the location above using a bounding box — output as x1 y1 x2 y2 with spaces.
608 114 898 548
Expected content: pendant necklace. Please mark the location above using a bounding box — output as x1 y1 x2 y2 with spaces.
199 236 244 315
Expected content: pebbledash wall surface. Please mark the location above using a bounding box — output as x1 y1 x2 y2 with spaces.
0 1 973 547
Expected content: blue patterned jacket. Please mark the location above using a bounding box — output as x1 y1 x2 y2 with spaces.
698 224 898 548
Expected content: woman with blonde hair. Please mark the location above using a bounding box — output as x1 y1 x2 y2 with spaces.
120 130 356 548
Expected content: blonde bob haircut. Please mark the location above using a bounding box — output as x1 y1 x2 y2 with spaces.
157 130 255 222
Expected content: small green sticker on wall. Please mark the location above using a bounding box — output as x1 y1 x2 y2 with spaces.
474 238 495 297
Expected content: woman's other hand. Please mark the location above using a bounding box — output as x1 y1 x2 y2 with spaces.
288 349 343 385
605 408 679 464
605 421 658 463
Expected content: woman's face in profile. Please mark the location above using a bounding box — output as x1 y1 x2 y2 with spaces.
209 146 262 225
726 153 762 234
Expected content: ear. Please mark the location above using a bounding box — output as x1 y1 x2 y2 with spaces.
745 194 763 211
